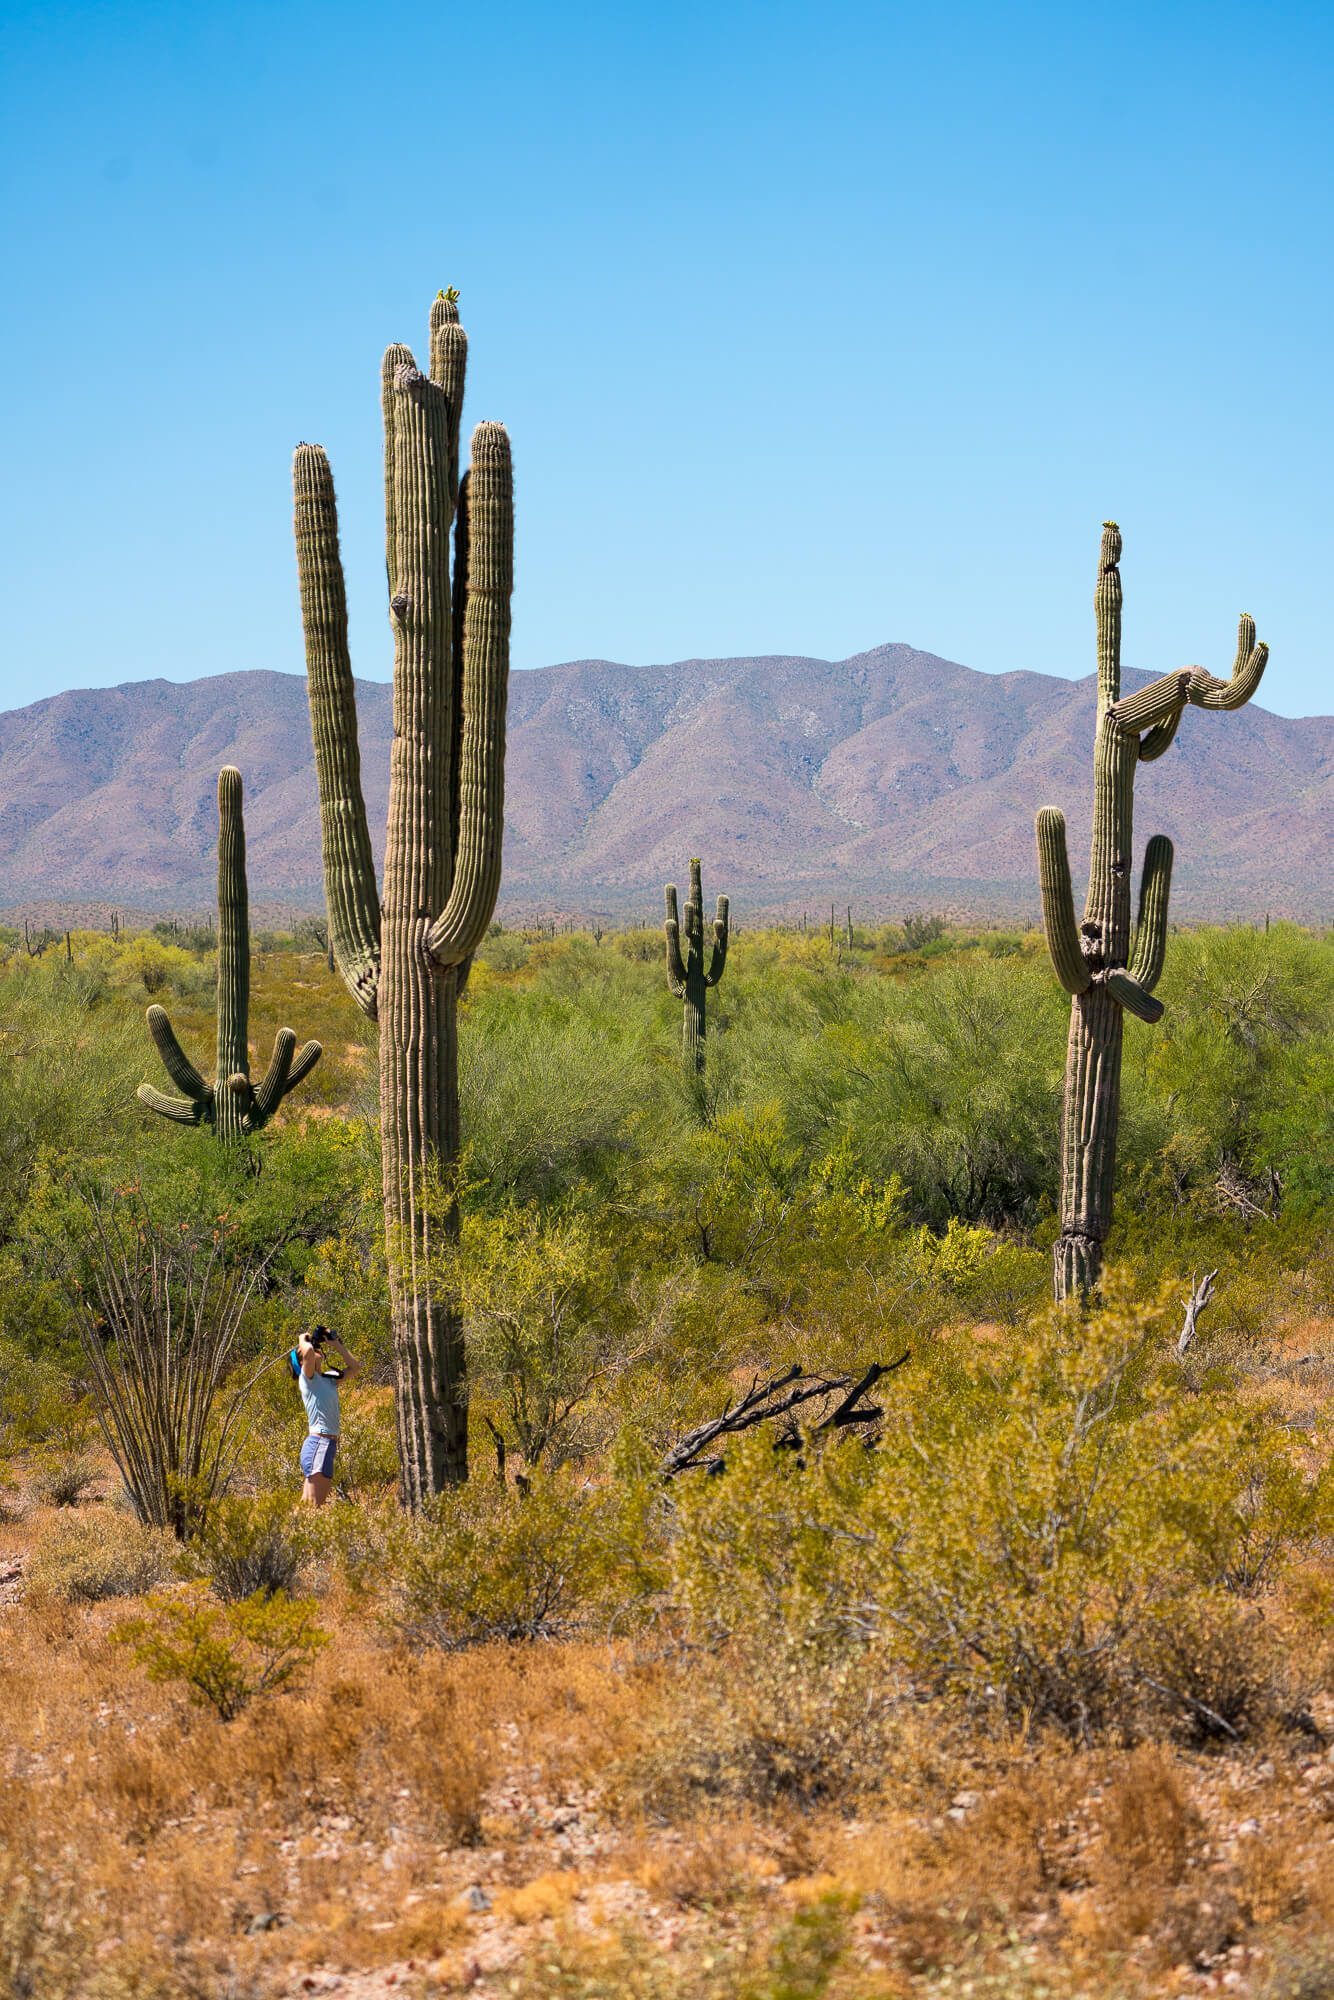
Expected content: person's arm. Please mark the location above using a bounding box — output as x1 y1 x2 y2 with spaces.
327 1334 360 1378
297 1333 323 1379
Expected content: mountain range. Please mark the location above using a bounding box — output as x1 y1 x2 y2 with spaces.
0 646 1328 921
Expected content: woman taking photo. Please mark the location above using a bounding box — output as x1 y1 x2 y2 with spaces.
291 1325 359 1507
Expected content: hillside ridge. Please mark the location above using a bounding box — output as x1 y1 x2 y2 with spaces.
1 645 1329 918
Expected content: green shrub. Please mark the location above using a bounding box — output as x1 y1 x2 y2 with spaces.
0 967 146 1233
0 1341 98 1486
455 1204 635 1467
26 1512 176 1604
670 1274 1332 1746
113 1584 328 1721
322 1392 400 1496
1126 923 1334 1214
30 1449 99 1508
117 934 213 1000
187 1491 312 1601
460 953 666 1205
473 931 531 974
382 1469 661 1648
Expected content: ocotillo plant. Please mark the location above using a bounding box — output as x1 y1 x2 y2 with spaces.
138 767 322 1140
665 859 729 1073
1036 522 1268 1302
292 291 514 1502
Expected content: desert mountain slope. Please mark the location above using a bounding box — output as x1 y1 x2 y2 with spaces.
0 647 1329 916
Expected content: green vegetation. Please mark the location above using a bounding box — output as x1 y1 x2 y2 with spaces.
113 1584 328 1720
1 911 1331 1991
1 915 1329 1431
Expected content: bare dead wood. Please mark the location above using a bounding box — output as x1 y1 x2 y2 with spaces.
660 1353 908 1477
1213 1160 1279 1223
1176 1269 1219 1357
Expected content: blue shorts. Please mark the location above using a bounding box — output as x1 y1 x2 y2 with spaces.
300 1434 338 1480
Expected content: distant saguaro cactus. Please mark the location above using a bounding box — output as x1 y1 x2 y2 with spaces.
292 292 514 1502
665 859 729 1073
138 767 321 1140
1037 523 1268 1302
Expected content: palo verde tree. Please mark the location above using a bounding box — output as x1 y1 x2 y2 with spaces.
665 858 729 1074
138 766 321 1141
1036 522 1269 1302
292 291 514 1502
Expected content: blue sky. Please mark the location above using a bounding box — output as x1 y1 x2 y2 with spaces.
1 0 1329 717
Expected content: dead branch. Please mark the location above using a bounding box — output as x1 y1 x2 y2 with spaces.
1176 1269 1219 1357
660 1353 908 1477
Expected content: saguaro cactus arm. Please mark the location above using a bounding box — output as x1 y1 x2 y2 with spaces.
1109 672 1191 738
704 894 730 988
1094 522 1123 706
379 349 453 963
1103 970 1165 1024
145 1003 209 1102
1136 707 1185 762
1127 834 1173 993
1100 834 1173 1026
1110 616 1269 735
429 290 468 506
137 1080 208 1125
252 1028 323 1123
427 423 515 967
664 884 687 995
293 444 383 1019
1035 809 1092 995
1186 614 1269 711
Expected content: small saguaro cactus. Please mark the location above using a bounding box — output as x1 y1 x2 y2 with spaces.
292 291 514 1503
138 767 322 1140
665 859 729 1073
1037 522 1268 1302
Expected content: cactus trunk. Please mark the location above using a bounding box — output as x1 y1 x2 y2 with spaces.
380 962 467 1498
1055 538 1135 1296
294 293 513 1503
1038 524 1268 1302
682 958 707 1071
213 768 252 1143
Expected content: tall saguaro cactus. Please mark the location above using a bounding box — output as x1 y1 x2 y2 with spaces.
1037 523 1268 1301
292 292 514 1502
138 767 322 1140
665 859 729 1073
